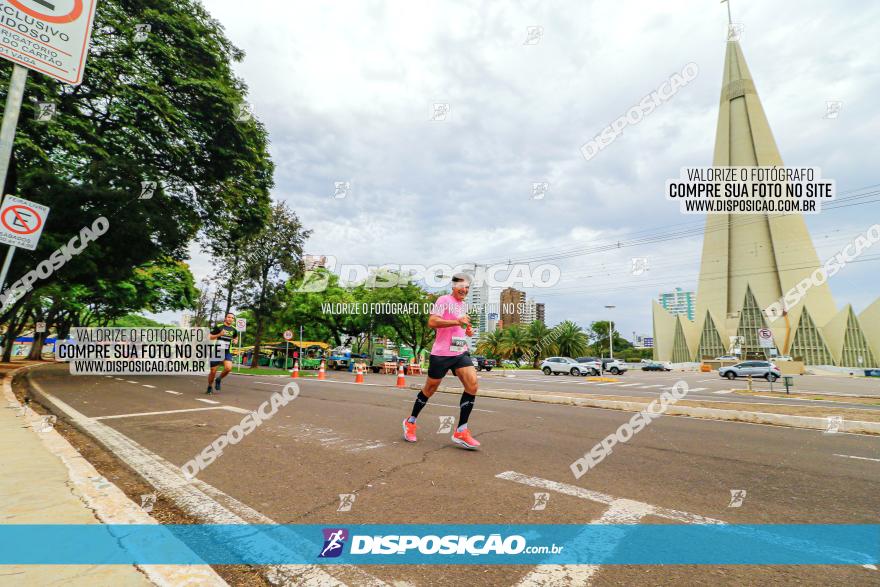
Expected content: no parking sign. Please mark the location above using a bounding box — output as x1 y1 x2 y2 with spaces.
0 195 49 250
0 0 100 85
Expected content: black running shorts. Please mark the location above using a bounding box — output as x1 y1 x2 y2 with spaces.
428 352 473 379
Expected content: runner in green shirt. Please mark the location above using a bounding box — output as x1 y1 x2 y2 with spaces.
207 312 239 394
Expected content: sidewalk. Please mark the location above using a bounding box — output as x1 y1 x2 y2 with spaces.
0 361 225 586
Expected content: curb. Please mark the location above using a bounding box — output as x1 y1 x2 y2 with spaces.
406 383 880 435
5 363 227 586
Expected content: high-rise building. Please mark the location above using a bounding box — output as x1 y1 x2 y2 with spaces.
465 279 490 333
500 287 525 326
658 288 696 322
522 299 536 325
520 298 546 325
652 35 878 367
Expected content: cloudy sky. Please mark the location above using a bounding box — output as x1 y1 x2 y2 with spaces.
179 0 880 340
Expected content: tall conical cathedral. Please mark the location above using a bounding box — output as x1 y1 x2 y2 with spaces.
652 38 879 368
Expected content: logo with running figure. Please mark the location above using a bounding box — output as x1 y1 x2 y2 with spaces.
319 528 349 558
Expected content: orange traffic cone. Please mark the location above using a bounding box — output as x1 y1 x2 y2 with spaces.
318 359 326 380
354 362 364 384
396 363 406 388
291 361 299 378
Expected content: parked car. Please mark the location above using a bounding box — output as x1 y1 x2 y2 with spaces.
541 357 595 376
601 358 628 375
471 356 496 371
642 361 672 371
575 357 602 376
718 361 781 382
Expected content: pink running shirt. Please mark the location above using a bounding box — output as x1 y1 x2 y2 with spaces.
429 294 469 356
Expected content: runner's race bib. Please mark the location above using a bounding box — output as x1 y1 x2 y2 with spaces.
217 340 230 351
450 336 468 353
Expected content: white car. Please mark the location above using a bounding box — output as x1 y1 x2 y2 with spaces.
541 357 594 376
601 359 628 375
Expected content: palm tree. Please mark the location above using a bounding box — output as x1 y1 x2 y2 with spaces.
500 324 531 366
525 320 555 368
554 321 589 358
476 330 505 359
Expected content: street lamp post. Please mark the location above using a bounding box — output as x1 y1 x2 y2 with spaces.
604 305 616 360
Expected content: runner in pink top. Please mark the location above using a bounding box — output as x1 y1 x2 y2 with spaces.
402 273 482 449
430 293 469 356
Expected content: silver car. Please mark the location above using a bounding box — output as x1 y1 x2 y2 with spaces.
718 361 781 382
541 357 594 376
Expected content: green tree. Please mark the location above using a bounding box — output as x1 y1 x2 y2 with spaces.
554 321 589 358
0 0 273 350
476 329 505 359
525 320 555 368
236 202 310 369
365 278 437 358
500 324 531 365
588 320 631 357
7 260 194 360
278 270 364 348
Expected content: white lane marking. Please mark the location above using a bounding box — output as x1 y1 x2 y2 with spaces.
596 382 621 386
398 400 495 413
833 454 880 463
126 380 139 384
619 383 642 387
640 384 665 389
497 471 722 523
94 406 251 420
698 379 717 382
714 390 734 395
499 471 874 580
687 388 707 392
196 398 220 405
515 499 654 586
142 384 156 389
113 377 124 381
164 390 182 395
29 382 388 587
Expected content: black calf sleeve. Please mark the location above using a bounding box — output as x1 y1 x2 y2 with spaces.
458 392 476 427
410 392 430 419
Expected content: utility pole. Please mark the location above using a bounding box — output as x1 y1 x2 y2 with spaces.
604 305 616 359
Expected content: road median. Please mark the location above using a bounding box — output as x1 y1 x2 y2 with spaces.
403 383 880 435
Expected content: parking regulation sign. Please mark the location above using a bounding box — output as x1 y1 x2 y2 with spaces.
0 0 99 85
0 195 49 250
757 328 774 349
236 318 247 332
283 330 293 341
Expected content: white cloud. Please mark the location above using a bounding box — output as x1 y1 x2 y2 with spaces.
180 0 880 339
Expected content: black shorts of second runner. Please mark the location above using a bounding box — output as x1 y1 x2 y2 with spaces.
428 352 473 379
210 352 234 367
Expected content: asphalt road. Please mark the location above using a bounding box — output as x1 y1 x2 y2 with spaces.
378 367 880 410
25 364 880 586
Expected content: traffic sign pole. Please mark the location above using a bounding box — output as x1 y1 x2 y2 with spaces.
0 245 14 295
0 65 28 190
0 65 28 294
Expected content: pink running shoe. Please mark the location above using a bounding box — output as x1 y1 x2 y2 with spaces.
402 419 417 442
452 427 480 450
